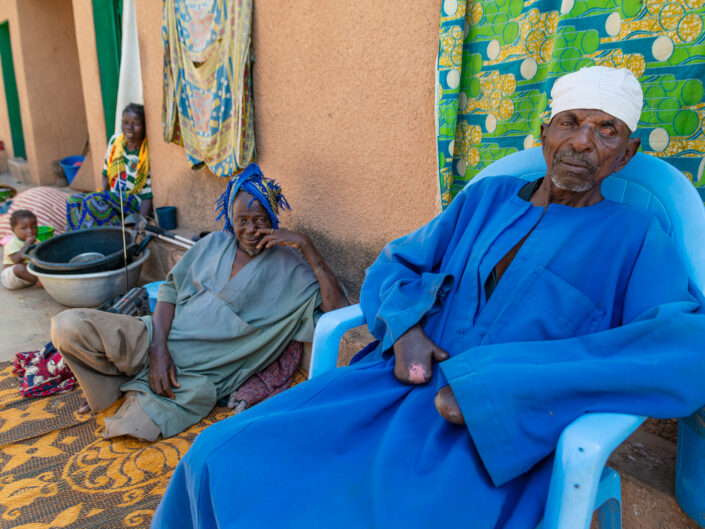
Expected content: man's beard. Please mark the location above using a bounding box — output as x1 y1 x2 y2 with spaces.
549 150 598 193
550 173 595 192
237 238 263 257
241 245 263 257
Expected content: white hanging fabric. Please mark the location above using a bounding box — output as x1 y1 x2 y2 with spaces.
114 0 143 135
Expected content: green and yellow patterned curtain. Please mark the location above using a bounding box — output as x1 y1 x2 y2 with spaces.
437 0 705 206
162 0 255 177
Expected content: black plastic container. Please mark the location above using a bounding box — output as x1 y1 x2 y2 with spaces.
23 227 139 275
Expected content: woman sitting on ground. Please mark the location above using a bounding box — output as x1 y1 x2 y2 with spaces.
66 103 152 230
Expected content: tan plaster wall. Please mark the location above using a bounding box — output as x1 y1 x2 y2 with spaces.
70 0 108 191
136 0 441 293
13 0 88 185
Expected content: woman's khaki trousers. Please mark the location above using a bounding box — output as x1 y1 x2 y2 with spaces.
51 308 161 442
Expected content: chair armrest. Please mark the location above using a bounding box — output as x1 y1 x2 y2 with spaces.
542 412 645 529
309 304 366 379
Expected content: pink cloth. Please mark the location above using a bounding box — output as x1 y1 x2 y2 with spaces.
0 187 67 239
229 340 303 412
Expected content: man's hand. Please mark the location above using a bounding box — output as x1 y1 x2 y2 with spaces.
148 341 180 399
255 227 311 252
393 324 449 384
434 385 465 425
255 227 348 312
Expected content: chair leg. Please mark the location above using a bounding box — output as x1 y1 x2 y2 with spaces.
594 468 622 529
536 467 623 529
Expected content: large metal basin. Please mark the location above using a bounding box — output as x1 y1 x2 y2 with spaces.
28 250 150 307
24 227 138 275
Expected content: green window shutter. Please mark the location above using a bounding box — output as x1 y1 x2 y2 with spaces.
0 22 25 159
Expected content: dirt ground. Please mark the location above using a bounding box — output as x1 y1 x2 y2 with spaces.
0 173 70 361
0 260 66 362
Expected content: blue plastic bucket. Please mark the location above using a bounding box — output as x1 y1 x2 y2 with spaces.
144 281 165 313
676 408 705 527
156 206 177 231
59 155 85 185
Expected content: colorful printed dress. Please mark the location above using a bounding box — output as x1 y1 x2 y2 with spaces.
66 134 152 230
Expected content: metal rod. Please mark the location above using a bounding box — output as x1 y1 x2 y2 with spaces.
172 233 194 245
117 185 129 294
144 224 196 246
154 233 194 249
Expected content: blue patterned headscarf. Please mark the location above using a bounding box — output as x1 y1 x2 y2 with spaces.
215 163 290 233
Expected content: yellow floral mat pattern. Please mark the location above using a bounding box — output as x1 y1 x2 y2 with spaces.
0 362 307 528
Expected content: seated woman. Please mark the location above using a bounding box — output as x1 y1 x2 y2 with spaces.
51 165 348 441
66 103 152 230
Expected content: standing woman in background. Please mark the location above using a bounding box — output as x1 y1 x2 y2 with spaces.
66 103 152 230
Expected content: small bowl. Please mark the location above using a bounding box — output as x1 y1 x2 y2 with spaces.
0 185 16 201
36 225 54 242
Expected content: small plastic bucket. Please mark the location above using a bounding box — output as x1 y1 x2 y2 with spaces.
59 155 85 185
676 408 705 527
0 184 16 202
156 206 177 231
36 225 54 242
144 280 165 313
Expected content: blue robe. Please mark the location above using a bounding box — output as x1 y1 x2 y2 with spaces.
152 176 705 529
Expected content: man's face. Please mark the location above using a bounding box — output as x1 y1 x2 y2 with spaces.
540 109 640 193
232 191 272 256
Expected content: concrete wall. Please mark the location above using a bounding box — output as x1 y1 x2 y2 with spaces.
136 0 442 294
69 0 108 192
16 0 88 185
0 0 88 184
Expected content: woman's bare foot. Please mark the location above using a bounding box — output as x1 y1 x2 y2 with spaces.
77 399 91 414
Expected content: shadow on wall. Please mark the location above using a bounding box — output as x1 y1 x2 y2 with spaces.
294 223 383 301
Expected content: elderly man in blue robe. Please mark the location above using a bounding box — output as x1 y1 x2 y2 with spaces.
51 167 348 442
152 66 705 529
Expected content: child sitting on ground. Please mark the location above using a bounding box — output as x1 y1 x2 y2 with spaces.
2 209 38 289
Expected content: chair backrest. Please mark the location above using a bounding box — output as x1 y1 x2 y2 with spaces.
471 147 705 292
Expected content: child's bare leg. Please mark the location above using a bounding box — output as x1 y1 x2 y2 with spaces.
13 263 37 284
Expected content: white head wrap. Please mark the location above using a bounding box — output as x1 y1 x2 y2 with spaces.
549 66 643 132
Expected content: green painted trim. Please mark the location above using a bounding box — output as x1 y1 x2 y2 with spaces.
92 0 122 140
0 22 25 159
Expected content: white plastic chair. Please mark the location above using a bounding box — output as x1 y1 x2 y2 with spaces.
309 148 705 529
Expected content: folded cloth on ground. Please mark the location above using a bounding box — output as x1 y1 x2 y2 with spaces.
13 342 76 397
228 340 303 413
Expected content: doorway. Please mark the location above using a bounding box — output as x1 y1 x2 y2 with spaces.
0 22 25 159
92 0 123 139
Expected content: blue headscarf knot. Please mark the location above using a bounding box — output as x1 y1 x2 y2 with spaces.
215 163 290 233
